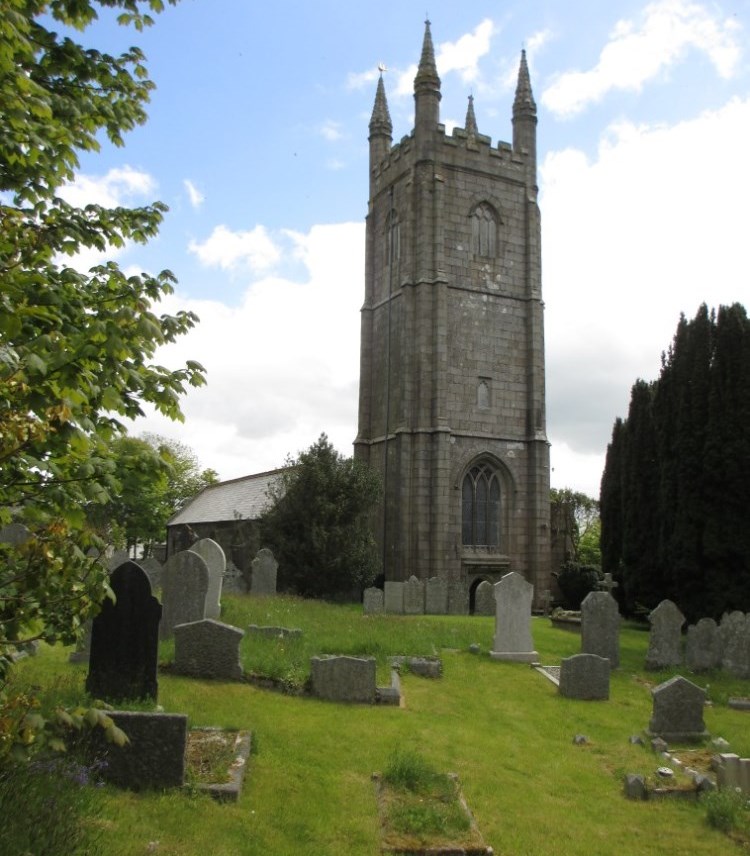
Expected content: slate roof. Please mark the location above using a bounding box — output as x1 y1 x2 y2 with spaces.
167 469 285 526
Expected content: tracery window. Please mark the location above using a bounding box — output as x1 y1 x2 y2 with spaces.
462 463 501 546
471 202 497 258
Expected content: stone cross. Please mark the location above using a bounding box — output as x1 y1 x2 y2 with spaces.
597 573 619 596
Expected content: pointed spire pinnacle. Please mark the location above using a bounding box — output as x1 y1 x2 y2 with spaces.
414 19 441 93
369 73 393 137
465 94 478 137
513 49 536 117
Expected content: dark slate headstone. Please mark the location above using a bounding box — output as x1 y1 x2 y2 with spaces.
645 599 685 670
647 675 708 742
160 550 210 639
558 653 610 700
310 655 376 703
86 561 161 702
685 617 722 672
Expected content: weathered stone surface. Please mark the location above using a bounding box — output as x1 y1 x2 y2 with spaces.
86 561 161 702
581 591 620 668
474 580 495 616
624 774 647 800
403 575 424 615
558 653 610 700
363 586 385 614
425 577 448 615
384 581 404 614
246 624 302 639
391 656 442 678
310 655 376 703
250 547 278 595
685 617 722 672
715 753 750 795
160 550 209 640
490 572 538 663
645 599 685 670
188 538 226 620
174 618 244 680
648 675 708 742
721 611 750 679
90 711 187 790
447 581 469 615
139 556 163 593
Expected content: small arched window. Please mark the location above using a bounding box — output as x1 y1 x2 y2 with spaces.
462 463 501 547
471 202 497 258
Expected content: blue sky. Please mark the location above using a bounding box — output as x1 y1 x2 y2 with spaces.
62 0 750 496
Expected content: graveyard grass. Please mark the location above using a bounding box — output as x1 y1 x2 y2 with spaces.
10 594 750 856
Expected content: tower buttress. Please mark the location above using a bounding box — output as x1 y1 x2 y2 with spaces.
369 74 392 178
512 50 537 182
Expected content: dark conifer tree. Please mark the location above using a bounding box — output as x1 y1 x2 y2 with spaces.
600 418 624 583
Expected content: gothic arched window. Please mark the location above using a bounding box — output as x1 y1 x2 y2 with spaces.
462 463 501 546
385 209 400 265
471 202 497 258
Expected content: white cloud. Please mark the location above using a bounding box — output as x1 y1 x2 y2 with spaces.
346 67 380 91
188 224 281 273
542 0 742 117
58 166 156 208
437 18 494 84
183 179 204 209
132 222 365 479
319 120 344 141
542 94 750 491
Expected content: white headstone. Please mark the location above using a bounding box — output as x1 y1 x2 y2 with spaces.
490 572 538 663
188 538 226 620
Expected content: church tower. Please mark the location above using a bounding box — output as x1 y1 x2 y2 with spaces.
355 23 550 609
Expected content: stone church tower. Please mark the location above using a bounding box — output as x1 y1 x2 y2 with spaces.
354 22 550 608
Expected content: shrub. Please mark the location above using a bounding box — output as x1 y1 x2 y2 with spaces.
703 787 747 833
554 562 601 609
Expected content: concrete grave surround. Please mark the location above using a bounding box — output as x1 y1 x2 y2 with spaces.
250 547 278 595
721 611 750 679
160 550 209 640
647 675 709 742
490 571 538 663
310 655 376 703
86 561 161 702
685 617 722 672
384 581 405 614
173 618 244 681
425 577 448 614
403 575 425 615
90 711 187 790
474 580 495 616
715 754 750 796
581 591 620 668
645 599 685 670
188 537 226 620
363 586 385 615
558 653 610 700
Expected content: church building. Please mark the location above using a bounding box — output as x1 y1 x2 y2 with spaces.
354 22 551 609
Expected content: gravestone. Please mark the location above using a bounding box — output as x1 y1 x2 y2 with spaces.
490 572 538 663
188 537 226 620
403 575 425 615
581 591 620 668
250 547 278 595
685 617 722 672
384 581 404 614
86 561 161 702
363 587 384 615
474 580 495 616
173 619 244 680
310 655 376 703
721 611 750 679
558 653 610 700
425 577 448 614
139 556 163 593
107 549 130 571
645 599 685 670
647 675 709 742
222 560 246 595
447 581 469 615
160 550 209 640
0 522 31 545
247 624 302 639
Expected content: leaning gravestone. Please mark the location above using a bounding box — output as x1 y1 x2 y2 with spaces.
645 599 685 670
425 577 448 615
490 572 538 663
685 617 722 672
250 548 278 595
384 581 404 614
558 653 610 700
647 675 709 742
160 550 209 640
310 655 376 703
363 587 384 615
188 537 226 620
86 561 161 702
721 611 750 679
173 619 244 681
581 591 620 669
474 580 495 616
403 575 425 615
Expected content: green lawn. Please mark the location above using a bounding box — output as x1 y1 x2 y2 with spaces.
10 595 750 855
